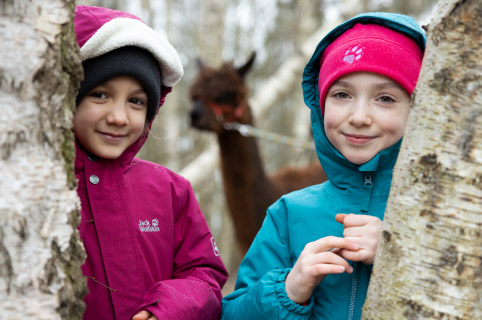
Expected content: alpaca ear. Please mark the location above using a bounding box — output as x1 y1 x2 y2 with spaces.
196 57 208 70
237 51 256 78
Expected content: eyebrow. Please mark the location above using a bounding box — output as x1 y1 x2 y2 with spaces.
330 79 404 91
374 82 404 90
130 88 147 95
96 83 147 95
330 80 351 88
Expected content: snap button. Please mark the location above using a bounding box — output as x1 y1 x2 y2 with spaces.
89 175 99 185
87 154 97 161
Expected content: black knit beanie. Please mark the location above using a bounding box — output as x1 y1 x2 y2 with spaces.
76 46 162 123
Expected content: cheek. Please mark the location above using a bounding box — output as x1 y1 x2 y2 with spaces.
323 105 341 133
72 109 89 133
130 111 148 136
73 102 100 128
72 117 89 148
391 101 411 134
381 113 408 143
394 107 410 137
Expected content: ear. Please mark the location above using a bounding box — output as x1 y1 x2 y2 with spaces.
196 57 208 70
236 51 256 78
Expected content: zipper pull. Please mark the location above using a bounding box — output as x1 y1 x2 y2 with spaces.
364 173 373 186
361 172 373 212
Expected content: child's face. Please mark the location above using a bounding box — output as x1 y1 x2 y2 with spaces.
73 76 148 159
324 72 410 165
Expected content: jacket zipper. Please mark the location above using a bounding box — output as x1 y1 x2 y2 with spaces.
348 172 373 319
361 172 373 212
348 263 359 320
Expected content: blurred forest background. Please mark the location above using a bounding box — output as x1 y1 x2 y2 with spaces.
76 0 438 294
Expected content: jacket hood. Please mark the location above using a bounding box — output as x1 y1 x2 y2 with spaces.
302 12 426 191
74 5 183 163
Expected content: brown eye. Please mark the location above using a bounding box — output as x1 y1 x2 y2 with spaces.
89 92 107 99
334 92 350 99
129 98 146 106
377 95 395 103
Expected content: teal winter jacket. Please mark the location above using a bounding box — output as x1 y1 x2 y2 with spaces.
222 12 426 320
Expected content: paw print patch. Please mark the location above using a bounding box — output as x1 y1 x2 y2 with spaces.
343 45 363 64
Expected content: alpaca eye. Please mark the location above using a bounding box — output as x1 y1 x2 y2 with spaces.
214 93 233 105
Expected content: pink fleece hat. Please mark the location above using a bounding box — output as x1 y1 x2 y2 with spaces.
318 23 423 114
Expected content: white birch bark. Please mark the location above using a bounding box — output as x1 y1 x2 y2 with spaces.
0 0 86 319
363 0 482 318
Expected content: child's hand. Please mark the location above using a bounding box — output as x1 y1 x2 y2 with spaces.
132 310 158 320
335 213 382 265
285 236 359 304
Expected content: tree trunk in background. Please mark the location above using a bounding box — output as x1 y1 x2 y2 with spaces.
363 0 481 319
0 0 86 318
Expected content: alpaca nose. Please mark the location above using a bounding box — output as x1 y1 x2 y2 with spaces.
190 108 202 124
190 101 204 123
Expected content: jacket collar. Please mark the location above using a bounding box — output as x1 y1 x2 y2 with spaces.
310 106 401 193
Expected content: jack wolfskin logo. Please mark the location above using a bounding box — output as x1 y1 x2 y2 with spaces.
139 219 160 232
211 237 220 256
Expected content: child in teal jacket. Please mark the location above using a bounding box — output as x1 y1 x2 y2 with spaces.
222 12 426 320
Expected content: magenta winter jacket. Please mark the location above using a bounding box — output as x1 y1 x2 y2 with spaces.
76 135 228 319
74 6 227 319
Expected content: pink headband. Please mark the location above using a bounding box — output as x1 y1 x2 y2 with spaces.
318 23 423 114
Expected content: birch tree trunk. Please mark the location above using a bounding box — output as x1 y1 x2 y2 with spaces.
363 0 481 319
0 0 86 319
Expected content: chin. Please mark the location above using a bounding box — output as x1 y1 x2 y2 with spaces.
101 153 122 160
347 155 374 165
92 150 123 160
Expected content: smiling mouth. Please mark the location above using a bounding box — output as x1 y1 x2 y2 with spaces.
343 134 374 144
97 131 126 141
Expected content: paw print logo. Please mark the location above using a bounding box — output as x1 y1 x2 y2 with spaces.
152 218 158 227
343 45 363 64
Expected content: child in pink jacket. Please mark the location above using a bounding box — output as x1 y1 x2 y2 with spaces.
73 6 228 319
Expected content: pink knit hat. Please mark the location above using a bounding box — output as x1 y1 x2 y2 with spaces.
318 23 423 114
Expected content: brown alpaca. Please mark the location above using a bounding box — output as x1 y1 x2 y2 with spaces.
189 53 327 254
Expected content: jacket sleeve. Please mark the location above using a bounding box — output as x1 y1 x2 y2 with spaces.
137 181 228 320
221 199 314 320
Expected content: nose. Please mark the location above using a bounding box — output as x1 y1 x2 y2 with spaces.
190 108 202 123
106 102 129 126
348 100 372 127
190 101 204 124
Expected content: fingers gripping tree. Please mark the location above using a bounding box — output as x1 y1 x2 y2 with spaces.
363 0 481 319
0 0 86 318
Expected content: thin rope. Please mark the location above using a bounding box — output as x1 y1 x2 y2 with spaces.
223 121 315 150
84 276 117 292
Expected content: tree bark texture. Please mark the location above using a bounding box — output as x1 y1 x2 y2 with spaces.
363 0 481 319
0 0 86 319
